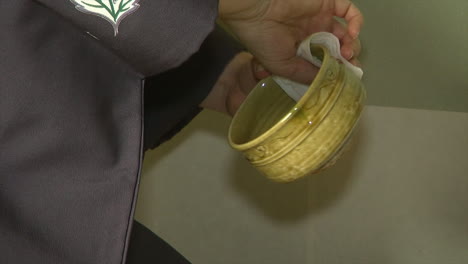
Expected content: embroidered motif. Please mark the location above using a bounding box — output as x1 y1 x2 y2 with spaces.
70 0 140 36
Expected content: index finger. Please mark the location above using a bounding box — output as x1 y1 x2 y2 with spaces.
334 0 364 39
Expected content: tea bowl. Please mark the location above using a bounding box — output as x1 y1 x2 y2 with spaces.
228 43 366 182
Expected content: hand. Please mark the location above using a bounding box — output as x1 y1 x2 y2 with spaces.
200 52 270 116
219 0 364 84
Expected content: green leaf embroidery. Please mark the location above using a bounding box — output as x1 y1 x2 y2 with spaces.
71 0 140 36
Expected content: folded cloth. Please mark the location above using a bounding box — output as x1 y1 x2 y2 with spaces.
272 32 363 102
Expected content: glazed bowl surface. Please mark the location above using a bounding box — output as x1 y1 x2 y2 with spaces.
228 43 366 182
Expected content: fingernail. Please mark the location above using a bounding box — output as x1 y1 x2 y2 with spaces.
348 51 354 60
255 63 266 73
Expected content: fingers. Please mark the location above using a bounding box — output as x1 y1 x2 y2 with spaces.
331 20 347 41
334 0 364 39
276 56 320 84
351 37 361 57
349 58 361 67
340 34 361 60
332 19 361 61
252 58 271 80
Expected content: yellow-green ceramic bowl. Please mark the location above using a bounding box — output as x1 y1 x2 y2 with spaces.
228 44 366 182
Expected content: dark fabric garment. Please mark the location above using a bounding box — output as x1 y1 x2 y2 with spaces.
144 26 244 150
1 1 243 264
37 0 219 76
0 2 143 264
0 1 228 264
126 221 190 264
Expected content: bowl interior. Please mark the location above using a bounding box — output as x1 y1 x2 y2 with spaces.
229 77 296 146
229 44 330 150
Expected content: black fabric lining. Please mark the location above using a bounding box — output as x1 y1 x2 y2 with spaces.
126 221 191 264
143 25 243 151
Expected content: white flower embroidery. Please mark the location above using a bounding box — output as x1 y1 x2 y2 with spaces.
71 0 140 36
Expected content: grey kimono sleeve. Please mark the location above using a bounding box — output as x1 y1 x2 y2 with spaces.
37 0 219 76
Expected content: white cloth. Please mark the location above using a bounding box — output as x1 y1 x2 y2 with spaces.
272 32 363 102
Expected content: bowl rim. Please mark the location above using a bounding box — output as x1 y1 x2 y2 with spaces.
228 43 333 150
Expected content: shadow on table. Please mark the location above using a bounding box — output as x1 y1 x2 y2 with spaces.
227 120 369 224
